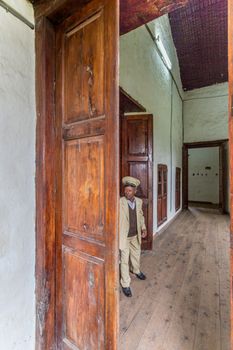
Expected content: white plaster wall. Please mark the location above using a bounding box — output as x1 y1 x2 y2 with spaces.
2 0 34 23
0 2 35 349
120 15 183 231
188 147 219 203
184 83 228 142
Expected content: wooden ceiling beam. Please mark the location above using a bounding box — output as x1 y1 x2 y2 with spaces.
120 0 188 35
30 0 188 32
30 0 91 22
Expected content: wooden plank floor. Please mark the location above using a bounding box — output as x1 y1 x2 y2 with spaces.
119 208 230 350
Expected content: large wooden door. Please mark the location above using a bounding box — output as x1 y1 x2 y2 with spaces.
121 114 153 250
55 1 119 349
157 164 167 227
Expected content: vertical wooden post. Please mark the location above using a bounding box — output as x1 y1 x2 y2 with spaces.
228 0 233 347
35 17 56 350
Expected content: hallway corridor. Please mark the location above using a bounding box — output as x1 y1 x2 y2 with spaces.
120 208 230 350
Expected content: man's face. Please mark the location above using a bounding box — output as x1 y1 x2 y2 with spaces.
124 186 136 201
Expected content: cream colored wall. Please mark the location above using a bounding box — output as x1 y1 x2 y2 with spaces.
1 0 34 23
0 2 35 349
184 83 228 142
120 15 183 232
188 147 219 203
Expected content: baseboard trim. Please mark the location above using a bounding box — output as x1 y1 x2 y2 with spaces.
155 209 182 236
188 201 220 209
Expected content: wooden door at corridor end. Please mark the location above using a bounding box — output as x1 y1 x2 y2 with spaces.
34 0 119 349
121 114 153 250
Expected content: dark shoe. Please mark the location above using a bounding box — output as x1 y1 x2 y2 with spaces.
135 272 146 280
122 287 132 297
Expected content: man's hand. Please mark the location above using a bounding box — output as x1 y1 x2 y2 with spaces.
141 229 147 238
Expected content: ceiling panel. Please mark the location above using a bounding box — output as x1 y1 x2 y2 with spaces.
169 0 228 90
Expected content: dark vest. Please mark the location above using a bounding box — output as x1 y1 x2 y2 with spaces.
128 204 137 237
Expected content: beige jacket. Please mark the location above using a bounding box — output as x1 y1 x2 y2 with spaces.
119 196 146 250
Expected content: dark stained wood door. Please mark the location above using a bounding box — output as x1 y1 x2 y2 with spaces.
55 1 119 349
175 167 181 211
121 114 153 250
157 164 167 227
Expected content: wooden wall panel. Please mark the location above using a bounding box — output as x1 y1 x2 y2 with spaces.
64 10 104 123
63 249 104 349
127 119 148 156
64 137 104 241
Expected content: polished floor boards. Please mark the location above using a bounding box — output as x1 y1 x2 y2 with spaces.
119 208 230 350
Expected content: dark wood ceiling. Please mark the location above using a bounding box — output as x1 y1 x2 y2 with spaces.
169 0 228 90
120 0 187 35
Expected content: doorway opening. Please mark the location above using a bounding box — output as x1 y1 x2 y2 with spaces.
183 140 229 213
119 1 230 348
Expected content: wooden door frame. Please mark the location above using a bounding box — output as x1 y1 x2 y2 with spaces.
34 1 119 349
182 139 228 212
228 1 233 346
35 14 56 350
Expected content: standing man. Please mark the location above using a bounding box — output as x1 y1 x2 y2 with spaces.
119 176 147 297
